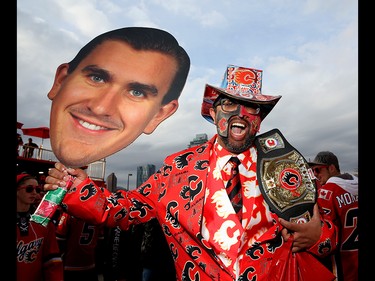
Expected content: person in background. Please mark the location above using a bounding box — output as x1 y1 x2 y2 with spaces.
16 173 63 281
55 211 105 281
45 65 338 281
23 138 39 158
101 219 175 281
17 133 23 156
30 186 44 213
102 224 144 281
309 151 358 281
30 174 46 209
141 218 176 281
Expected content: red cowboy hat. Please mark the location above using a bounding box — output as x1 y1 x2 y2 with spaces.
201 65 282 123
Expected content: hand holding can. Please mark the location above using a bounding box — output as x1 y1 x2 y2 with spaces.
31 175 75 227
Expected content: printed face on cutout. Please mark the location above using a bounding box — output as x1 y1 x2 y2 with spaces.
48 41 179 167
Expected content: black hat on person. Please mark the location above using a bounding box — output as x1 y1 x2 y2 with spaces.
308 151 339 169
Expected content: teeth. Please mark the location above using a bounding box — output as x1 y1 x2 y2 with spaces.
79 120 105 131
232 122 245 128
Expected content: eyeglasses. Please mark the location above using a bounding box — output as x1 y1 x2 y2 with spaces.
218 98 261 115
312 166 328 174
18 185 43 193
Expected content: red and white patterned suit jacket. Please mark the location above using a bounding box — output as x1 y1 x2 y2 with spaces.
62 135 337 281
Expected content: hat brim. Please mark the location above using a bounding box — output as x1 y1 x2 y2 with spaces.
307 161 326 166
201 84 282 123
17 173 32 184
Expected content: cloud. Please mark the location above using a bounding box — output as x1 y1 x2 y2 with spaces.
17 0 358 187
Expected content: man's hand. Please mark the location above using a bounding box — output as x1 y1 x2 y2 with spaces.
44 162 88 191
279 203 322 252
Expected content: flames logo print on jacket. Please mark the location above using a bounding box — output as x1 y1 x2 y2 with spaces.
62 135 338 281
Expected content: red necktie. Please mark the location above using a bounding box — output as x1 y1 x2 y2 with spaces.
226 157 242 220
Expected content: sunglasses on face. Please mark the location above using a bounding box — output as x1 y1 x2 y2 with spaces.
215 98 261 115
312 166 328 174
18 185 42 193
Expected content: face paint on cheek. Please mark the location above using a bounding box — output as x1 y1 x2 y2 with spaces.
215 103 262 138
216 110 237 137
239 105 248 116
237 104 262 135
218 117 228 136
248 114 261 135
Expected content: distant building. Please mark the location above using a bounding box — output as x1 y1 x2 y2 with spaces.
137 164 156 187
106 172 117 192
188 133 208 148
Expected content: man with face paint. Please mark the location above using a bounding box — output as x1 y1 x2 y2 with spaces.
210 95 262 151
45 65 337 281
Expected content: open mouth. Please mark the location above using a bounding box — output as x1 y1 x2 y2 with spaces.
230 122 246 138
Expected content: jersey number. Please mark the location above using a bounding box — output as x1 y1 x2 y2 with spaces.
341 207 358 251
79 222 95 245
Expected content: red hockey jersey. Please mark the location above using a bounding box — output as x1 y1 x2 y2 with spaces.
318 174 359 281
16 213 63 281
56 212 104 271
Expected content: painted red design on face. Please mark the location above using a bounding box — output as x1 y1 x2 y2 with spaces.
218 117 228 133
215 106 261 138
249 115 261 136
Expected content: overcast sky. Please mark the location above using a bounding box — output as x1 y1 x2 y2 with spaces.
17 0 358 189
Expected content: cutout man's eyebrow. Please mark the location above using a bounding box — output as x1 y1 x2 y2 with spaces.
82 65 111 81
82 65 158 96
128 82 158 96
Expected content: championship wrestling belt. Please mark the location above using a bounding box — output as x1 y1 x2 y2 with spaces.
255 128 316 222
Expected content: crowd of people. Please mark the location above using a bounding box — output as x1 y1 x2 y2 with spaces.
100 217 176 281
17 149 359 281
17 26 358 281
17 172 176 281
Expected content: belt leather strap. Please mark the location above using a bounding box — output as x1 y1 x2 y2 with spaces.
255 128 316 222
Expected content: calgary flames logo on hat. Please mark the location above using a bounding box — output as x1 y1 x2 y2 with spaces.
227 67 261 97
235 68 257 84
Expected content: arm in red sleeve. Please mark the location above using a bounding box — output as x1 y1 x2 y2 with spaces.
306 216 338 257
62 177 110 225
279 203 338 255
61 177 138 231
